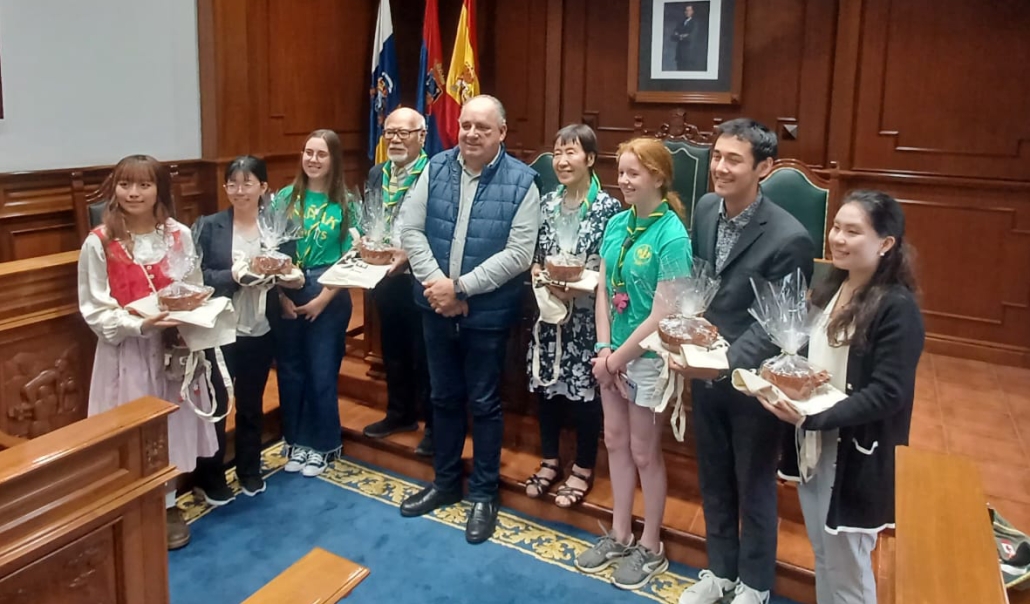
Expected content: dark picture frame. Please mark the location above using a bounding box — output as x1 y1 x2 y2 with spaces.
628 0 746 105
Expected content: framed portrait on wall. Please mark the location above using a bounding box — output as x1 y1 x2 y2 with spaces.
628 0 746 104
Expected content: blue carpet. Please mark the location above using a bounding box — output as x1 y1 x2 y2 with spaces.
169 448 801 604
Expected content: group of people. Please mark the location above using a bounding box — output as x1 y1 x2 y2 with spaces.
77 93 923 604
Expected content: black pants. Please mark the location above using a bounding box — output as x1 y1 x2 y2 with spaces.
195 332 275 483
373 273 431 428
538 393 602 469
692 378 785 592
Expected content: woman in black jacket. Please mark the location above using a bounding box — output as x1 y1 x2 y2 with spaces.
192 156 298 501
757 190 923 604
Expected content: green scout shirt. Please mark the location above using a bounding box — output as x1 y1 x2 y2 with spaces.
600 205 692 355
273 185 357 268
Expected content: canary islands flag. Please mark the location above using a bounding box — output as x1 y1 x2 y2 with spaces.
368 0 399 163
439 0 479 149
417 0 446 155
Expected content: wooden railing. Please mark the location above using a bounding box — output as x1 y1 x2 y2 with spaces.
0 396 178 604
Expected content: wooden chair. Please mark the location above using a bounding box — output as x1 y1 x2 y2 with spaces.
760 159 833 259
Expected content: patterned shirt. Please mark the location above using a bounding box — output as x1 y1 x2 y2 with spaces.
715 197 762 272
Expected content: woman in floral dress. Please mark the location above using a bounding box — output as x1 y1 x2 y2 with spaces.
524 124 622 507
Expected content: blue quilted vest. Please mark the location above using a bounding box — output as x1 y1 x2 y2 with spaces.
415 146 536 330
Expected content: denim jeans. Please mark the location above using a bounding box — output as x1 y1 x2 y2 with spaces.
422 311 509 502
269 266 351 454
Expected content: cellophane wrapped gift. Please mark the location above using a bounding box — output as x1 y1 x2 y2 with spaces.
748 268 829 400
545 210 586 282
357 185 393 266
251 203 301 275
157 232 212 311
656 258 721 353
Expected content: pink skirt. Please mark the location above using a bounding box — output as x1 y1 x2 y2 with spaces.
88 332 218 473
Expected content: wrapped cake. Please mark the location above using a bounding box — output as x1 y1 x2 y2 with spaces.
250 250 294 275
358 236 393 266
749 268 830 401
760 356 831 401
658 315 719 351
545 254 585 283
157 282 213 312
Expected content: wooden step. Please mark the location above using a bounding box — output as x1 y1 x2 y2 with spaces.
242 547 369 603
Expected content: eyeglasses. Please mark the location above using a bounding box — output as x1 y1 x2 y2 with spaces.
224 181 260 193
383 128 425 140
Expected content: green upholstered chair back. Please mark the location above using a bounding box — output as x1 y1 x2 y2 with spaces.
528 152 561 198
760 161 830 258
664 140 711 229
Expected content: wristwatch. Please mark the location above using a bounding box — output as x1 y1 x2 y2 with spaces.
453 278 468 301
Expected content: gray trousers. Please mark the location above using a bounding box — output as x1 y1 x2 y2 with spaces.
797 429 879 604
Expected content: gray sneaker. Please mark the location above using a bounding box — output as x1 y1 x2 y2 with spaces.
611 542 669 590
575 525 634 574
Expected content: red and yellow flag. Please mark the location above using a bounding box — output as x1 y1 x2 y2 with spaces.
439 0 478 149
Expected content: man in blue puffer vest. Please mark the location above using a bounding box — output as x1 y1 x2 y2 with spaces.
397 95 541 544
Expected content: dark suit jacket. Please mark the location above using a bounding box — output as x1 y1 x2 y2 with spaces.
781 285 924 531
193 208 295 300
691 192 815 372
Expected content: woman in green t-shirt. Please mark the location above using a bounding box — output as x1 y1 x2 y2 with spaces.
269 129 356 478
574 138 692 590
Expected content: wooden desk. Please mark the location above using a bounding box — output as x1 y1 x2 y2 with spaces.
895 446 1007 604
0 396 178 604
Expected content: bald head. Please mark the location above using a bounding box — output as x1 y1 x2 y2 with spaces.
458 95 507 172
383 107 427 166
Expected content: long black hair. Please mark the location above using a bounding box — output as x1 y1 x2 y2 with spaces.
811 189 918 350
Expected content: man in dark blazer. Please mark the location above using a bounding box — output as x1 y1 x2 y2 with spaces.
674 118 814 604
361 107 434 457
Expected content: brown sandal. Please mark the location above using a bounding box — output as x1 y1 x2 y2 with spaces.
525 460 563 499
554 469 594 508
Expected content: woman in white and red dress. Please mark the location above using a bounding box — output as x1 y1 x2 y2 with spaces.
77 154 217 550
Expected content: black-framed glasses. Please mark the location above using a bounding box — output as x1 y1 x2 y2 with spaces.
383 128 425 140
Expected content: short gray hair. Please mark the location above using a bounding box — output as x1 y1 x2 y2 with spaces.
466 94 506 126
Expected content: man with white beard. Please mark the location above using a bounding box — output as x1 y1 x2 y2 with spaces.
361 107 434 457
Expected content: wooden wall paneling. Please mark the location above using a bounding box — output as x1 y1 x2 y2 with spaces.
557 0 836 168
850 0 1030 180
486 0 552 161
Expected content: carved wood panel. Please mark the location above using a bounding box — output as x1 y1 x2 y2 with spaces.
0 522 118 604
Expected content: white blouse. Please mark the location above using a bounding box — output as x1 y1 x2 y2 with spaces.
808 287 850 390
77 222 199 346
232 230 271 337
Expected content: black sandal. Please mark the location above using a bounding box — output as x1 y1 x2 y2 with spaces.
525 460 563 499
554 469 594 508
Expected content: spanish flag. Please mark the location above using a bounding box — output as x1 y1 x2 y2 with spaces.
368 0 399 163
439 0 478 149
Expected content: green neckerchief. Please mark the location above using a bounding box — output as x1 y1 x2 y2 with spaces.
610 200 669 292
381 151 429 229
554 172 601 223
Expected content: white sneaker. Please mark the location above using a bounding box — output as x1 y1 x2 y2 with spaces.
301 451 328 477
284 447 309 473
679 569 737 604
730 582 770 604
